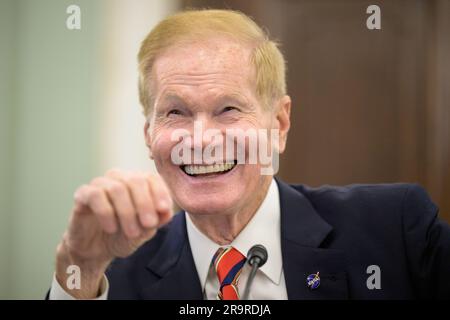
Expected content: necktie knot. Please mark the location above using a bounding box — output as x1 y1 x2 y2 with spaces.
211 247 246 300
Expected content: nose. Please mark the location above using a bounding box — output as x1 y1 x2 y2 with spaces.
188 112 226 164
191 112 222 150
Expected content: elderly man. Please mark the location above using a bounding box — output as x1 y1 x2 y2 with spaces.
49 9 450 300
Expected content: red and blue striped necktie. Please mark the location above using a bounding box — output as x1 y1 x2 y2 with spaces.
212 247 246 300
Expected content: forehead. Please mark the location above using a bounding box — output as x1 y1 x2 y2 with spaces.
152 37 255 92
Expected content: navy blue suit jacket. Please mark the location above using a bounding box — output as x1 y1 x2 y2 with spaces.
101 179 450 299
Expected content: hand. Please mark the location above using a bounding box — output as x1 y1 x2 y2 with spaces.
55 169 173 299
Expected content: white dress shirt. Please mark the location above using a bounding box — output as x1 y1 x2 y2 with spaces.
186 178 287 300
50 179 287 300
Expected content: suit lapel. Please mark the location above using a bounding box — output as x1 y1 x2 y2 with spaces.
141 213 203 299
277 178 349 299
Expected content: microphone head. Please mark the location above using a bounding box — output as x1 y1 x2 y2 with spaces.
247 244 268 267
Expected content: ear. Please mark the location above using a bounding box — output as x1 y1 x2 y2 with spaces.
144 120 154 159
274 95 291 154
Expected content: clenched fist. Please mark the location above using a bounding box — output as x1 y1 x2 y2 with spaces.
55 169 173 299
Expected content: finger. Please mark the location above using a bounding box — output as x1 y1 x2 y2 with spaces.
73 184 118 234
91 177 141 239
146 174 174 227
124 173 158 229
140 228 157 242
106 171 159 229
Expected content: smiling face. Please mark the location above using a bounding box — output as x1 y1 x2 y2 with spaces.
144 37 290 216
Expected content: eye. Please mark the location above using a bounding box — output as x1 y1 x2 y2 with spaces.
167 109 183 116
222 106 239 113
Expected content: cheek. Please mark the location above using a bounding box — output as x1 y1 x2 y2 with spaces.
150 129 178 164
225 118 273 153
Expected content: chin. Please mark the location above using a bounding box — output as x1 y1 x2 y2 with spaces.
177 191 242 216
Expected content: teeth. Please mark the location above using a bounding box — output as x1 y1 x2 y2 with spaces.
183 163 235 175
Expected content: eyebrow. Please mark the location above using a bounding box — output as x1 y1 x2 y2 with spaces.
158 93 187 105
216 93 249 107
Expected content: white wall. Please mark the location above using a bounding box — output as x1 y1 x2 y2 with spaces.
96 0 179 173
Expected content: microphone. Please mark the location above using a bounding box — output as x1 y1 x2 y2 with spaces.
242 244 268 300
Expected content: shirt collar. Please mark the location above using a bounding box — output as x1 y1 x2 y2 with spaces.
185 178 282 289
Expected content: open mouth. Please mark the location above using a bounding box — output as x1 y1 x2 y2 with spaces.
181 160 237 177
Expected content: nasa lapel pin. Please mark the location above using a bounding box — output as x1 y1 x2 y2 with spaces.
306 272 321 290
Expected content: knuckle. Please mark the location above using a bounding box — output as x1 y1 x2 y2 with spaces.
147 175 165 194
145 173 158 182
105 168 124 178
127 174 146 187
106 182 126 196
88 186 103 200
73 184 87 201
90 176 105 185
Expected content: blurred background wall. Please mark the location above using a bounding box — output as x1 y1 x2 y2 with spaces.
0 0 448 299
0 0 178 299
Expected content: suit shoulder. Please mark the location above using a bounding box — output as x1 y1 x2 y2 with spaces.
291 182 423 205
286 182 439 252
288 182 435 223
